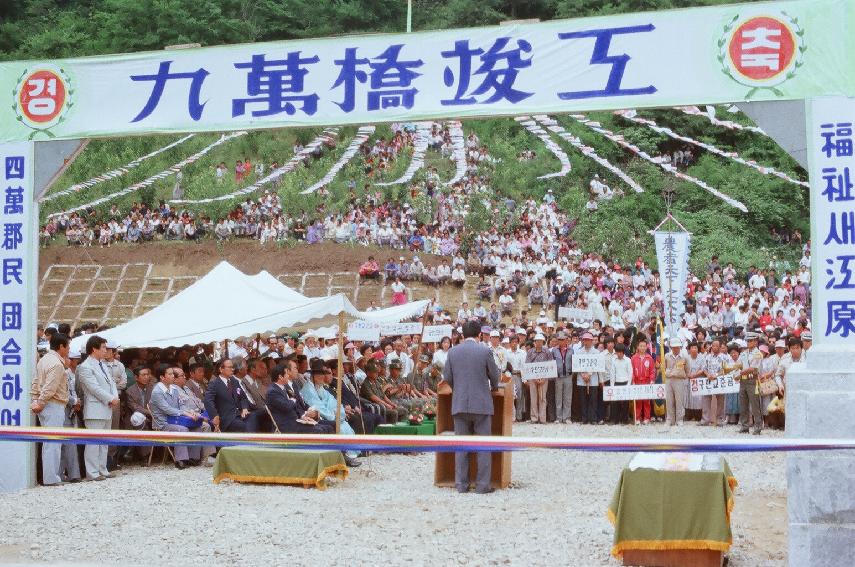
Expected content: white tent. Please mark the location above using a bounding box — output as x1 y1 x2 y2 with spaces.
71 261 429 350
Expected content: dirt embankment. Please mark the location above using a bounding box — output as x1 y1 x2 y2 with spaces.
39 240 437 278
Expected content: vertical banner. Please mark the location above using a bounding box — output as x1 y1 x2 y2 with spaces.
654 231 691 339
807 97 855 346
0 142 35 493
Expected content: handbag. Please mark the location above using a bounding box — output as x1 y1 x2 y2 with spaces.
758 377 779 396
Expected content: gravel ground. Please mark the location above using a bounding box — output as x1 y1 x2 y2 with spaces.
0 422 787 567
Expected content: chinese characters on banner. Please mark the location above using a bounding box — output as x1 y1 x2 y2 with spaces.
0 142 34 493
809 97 855 344
654 231 691 340
0 0 853 142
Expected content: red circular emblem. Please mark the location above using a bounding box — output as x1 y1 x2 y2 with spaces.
17 69 67 124
728 16 795 81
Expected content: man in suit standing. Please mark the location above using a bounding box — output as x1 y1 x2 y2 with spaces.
203 359 261 432
77 335 119 481
441 320 500 494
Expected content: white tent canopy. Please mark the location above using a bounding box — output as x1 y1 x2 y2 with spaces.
70 261 429 350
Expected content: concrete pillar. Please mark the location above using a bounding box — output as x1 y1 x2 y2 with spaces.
785 94 855 566
786 347 855 567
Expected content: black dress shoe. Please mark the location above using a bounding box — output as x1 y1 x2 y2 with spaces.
475 487 496 494
175 460 187 470
187 459 201 467
344 456 362 468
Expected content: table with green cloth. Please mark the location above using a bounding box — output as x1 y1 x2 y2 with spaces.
375 418 436 435
213 447 347 489
607 454 738 559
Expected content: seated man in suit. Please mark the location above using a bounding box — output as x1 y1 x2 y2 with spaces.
266 360 332 434
203 359 262 432
301 360 362 466
239 358 271 432
329 357 382 434
122 366 154 462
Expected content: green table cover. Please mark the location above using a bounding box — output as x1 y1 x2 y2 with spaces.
213 447 347 489
375 419 436 435
607 456 737 558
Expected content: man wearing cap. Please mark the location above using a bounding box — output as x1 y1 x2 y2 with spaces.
525 333 552 424
737 332 763 434
800 332 812 356
411 353 440 398
575 332 602 424
386 358 421 413
551 331 573 424
663 339 688 427
31 334 70 486
441 320 500 494
361 360 403 423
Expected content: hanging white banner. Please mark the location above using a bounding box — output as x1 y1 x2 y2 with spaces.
1 0 852 143
515 116 572 178
375 122 431 186
532 114 644 193
0 141 36 493
654 230 691 340
301 125 375 194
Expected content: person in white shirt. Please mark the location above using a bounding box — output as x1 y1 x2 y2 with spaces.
607 343 633 424
451 266 466 287
498 290 515 316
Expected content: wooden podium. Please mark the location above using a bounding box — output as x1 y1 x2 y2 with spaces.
434 381 513 489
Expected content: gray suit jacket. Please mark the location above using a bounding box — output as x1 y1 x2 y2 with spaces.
443 339 500 416
77 356 118 421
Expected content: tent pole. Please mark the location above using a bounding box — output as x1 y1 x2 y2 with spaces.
336 311 345 434
409 300 434 383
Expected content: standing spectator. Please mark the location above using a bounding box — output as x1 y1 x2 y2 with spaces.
30 334 70 486
77 335 119 481
575 332 602 424
525 334 552 424
390 277 408 306
738 332 764 435
551 331 573 424
701 339 728 426
607 344 633 424
663 339 688 427
631 338 656 424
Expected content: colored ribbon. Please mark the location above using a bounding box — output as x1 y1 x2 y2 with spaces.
2 427 854 454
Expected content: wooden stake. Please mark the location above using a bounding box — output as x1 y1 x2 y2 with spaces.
336 311 345 434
